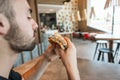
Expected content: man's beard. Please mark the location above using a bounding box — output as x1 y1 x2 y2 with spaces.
4 19 36 53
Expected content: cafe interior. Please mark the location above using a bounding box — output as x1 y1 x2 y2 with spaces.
13 0 120 80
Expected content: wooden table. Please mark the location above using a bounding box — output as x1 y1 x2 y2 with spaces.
14 57 120 80
40 58 120 80
95 34 120 62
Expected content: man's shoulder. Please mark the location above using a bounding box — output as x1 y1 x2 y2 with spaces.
9 70 22 80
0 70 22 80
0 76 9 80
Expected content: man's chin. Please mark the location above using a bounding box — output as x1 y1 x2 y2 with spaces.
10 42 36 53
21 44 36 51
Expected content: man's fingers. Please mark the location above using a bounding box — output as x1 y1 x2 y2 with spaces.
49 53 59 61
44 45 56 56
64 37 71 42
54 47 64 57
64 37 73 47
49 44 56 50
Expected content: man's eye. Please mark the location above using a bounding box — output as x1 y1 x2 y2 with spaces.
27 17 32 20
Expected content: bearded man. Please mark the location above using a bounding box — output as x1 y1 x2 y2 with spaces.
0 0 80 80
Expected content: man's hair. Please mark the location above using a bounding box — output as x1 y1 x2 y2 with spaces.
0 0 15 21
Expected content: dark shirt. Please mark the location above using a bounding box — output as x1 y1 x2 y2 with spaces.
0 70 22 80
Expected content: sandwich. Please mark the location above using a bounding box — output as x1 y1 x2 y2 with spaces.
48 33 68 50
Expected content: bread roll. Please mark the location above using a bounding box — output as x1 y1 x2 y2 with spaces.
48 33 68 50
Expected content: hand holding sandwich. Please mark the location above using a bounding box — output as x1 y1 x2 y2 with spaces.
48 33 80 80
54 37 80 80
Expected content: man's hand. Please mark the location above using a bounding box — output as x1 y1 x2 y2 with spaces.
23 45 59 80
44 45 58 62
55 37 77 67
54 37 80 80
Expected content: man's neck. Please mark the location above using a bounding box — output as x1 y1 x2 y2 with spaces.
0 39 18 79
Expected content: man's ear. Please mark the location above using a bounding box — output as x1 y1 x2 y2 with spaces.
0 14 10 35
0 22 6 35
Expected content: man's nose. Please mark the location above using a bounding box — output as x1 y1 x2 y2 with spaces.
32 19 38 30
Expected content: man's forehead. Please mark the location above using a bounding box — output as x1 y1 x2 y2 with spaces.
13 0 30 8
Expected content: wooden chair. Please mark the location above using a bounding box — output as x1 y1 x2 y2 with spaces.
93 40 108 60
97 48 114 62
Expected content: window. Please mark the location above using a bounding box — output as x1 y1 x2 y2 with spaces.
88 0 120 35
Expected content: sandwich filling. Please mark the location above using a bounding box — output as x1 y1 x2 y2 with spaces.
48 34 67 50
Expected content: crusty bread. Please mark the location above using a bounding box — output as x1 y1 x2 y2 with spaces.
48 33 68 50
